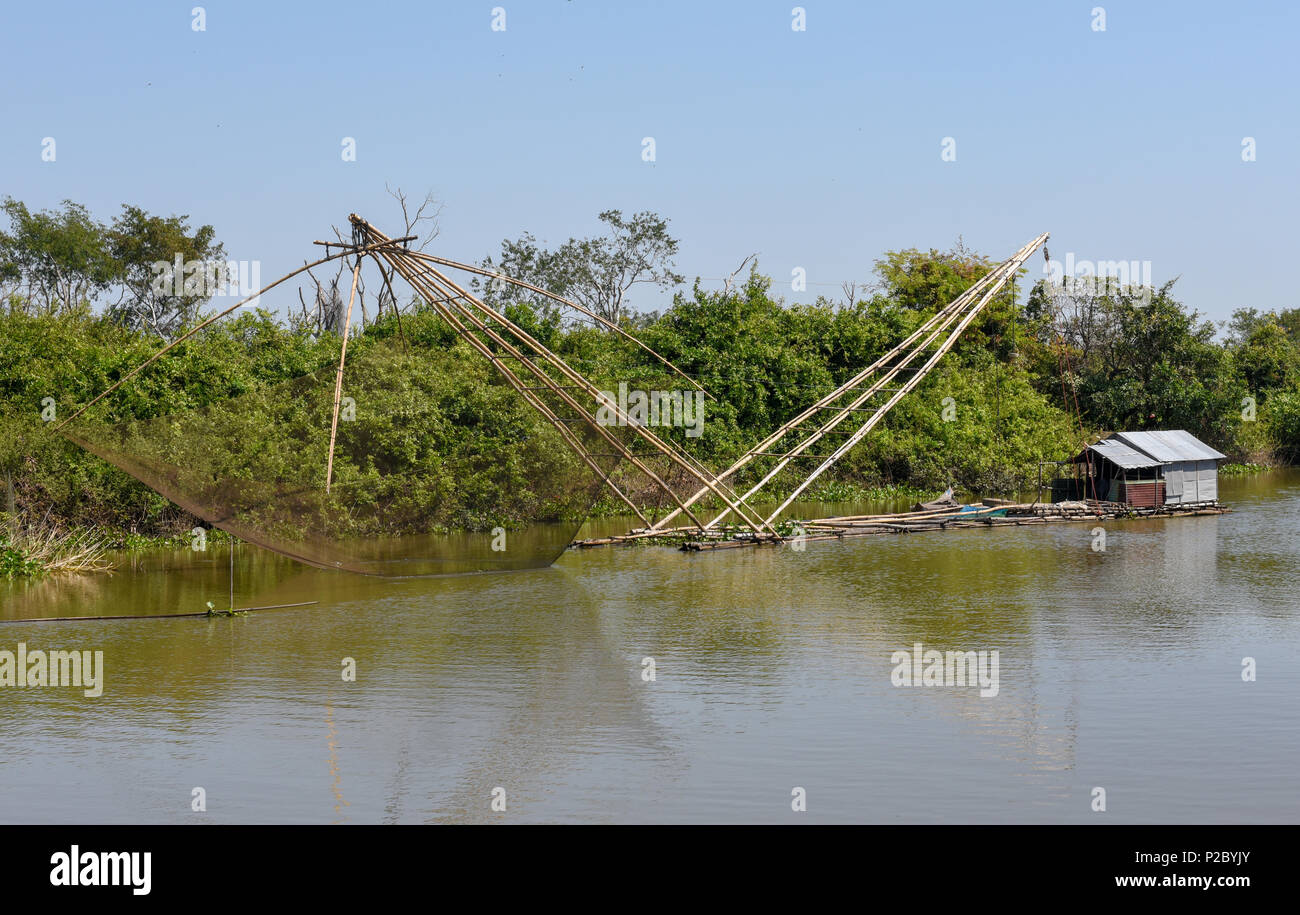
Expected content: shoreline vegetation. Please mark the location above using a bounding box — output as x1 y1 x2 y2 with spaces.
3 198 1299 577
1 515 115 579
1217 461 1272 476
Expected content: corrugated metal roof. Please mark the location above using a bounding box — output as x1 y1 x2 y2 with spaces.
1078 438 1163 469
1113 430 1227 462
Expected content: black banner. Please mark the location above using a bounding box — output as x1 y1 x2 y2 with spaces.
2 825 1283 900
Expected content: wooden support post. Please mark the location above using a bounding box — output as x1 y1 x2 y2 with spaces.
325 257 363 494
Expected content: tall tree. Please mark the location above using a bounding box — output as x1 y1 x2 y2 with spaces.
479 210 684 324
1228 310 1299 398
873 239 992 312
0 198 118 315
106 205 225 340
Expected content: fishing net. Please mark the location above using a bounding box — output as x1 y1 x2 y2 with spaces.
55 219 750 575
61 334 619 577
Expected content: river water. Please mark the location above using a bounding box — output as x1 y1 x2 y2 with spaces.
1 471 1297 823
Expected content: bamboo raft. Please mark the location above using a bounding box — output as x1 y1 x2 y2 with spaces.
570 500 1231 551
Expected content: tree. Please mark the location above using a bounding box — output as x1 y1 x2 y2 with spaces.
0 198 118 315
1069 283 1243 446
386 184 442 254
1276 307 1300 343
1229 311 1299 398
873 239 992 312
106 205 225 340
372 184 442 317
292 271 345 339
1263 386 1300 461
478 210 684 324
872 240 1023 363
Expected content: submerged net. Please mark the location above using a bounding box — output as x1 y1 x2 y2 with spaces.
62 334 617 576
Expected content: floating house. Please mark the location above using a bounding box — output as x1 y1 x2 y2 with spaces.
1056 430 1226 507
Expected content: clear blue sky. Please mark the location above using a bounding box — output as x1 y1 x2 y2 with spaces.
2 1 1295 322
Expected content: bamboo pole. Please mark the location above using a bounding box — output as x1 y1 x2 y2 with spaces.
652 233 1048 531
376 245 685 529
356 220 771 534
708 280 1001 527
325 258 363 494
372 242 738 505
392 254 766 534
398 256 658 522
762 234 1049 525
644 247 1016 532
365 238 666 527
399 248 711 399
397 251 771 534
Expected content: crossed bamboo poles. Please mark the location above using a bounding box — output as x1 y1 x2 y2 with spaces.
645 232 1050 534
59 218 1047 550
347 216 773 536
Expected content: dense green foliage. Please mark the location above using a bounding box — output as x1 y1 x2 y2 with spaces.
3 200 1299 548
1022 281 1300 462
0 532 41 579
0 309 600 539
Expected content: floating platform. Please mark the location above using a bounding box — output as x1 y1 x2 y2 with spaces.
570 500 1230 552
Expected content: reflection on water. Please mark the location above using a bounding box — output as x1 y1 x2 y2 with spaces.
0 472 1297 823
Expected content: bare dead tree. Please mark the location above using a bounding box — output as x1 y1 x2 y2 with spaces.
840 280 857 308
294 286 319 337
289 188 441 336
722 253 758 295
369 185 443 316
386 184 443 254
293 265 345 338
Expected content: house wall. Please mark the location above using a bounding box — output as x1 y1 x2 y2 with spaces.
1163 460 1218 504
1194 460 1218 502
1121 480 1165 507
1165 461 1189 503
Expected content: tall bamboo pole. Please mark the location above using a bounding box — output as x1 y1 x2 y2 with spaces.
350 218 746 524
402 250 710 399
760 234 1049 525
644 258 1006 532
325 258 363 494
389 247 768 532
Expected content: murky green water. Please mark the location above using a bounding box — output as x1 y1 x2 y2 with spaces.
1 472 1297 823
